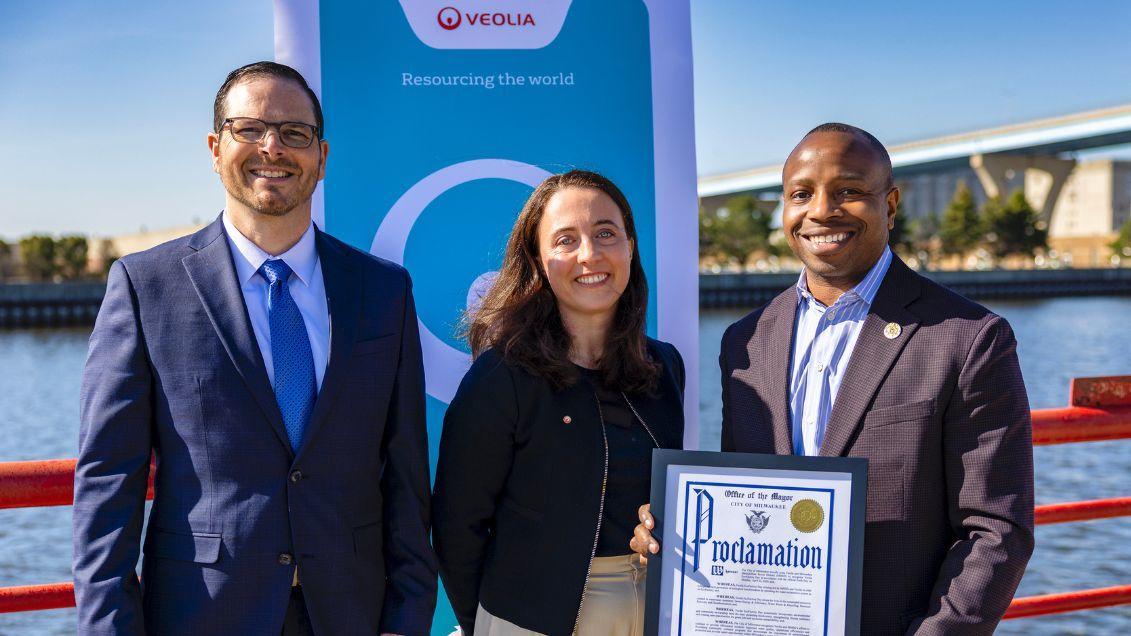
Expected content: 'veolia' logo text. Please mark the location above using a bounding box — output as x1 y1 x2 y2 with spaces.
436 6 536 30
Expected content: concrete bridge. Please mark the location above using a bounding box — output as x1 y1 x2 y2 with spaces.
697 104 1131 249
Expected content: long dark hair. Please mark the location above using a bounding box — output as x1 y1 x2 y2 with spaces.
467 170 660 393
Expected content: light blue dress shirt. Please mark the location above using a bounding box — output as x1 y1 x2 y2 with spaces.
222 212 330 392
789 247 893 456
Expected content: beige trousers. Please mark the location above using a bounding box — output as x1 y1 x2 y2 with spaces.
473 554 647 635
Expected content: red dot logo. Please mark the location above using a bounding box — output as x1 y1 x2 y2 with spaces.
438 7 461 30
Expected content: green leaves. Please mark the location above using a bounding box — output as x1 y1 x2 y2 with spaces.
56 235 90 280
1110 219 1131 258
700 195 781 268
15 234 91 281
982 190 1048 261
18 235 57 281
939 181 983 257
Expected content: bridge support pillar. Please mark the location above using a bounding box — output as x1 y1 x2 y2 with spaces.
970 152 1076 224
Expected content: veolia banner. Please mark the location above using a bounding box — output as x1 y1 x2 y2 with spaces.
274 1 697 631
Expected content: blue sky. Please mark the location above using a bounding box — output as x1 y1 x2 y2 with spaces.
2 0 1131 238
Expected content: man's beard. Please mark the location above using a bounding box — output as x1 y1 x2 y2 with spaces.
223 158 319 217
233 186 302 217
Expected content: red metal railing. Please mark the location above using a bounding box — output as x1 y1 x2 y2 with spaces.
0 583 75 614
1004 584 1131 619
1 377 1128 619
0 458 155 511
1033 497 1131 525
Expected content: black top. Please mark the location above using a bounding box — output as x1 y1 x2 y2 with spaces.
577 367 659 557
433 339 685 636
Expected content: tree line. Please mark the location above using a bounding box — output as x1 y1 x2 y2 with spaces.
700 182 1068 270
0 234 113 282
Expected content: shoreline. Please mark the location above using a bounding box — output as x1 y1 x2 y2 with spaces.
1 267 1129 326
700 267 1131 308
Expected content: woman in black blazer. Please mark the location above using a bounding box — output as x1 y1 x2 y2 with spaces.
433 170 685 635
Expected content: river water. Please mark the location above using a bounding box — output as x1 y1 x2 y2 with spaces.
0 296 1128 634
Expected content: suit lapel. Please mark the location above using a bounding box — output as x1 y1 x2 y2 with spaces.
182 217 290 451
819 258 922 458
729 290 796 454
761 293 798 455
294 230 360 461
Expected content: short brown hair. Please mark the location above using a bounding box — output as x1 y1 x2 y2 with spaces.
467 170 660 393
213 61 323 136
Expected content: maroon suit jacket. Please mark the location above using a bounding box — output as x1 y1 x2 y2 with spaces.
720 256 1034 635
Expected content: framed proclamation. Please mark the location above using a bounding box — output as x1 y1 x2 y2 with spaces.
644 450 867 636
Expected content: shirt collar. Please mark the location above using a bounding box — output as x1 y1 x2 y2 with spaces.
795 246 893 309
222 211 318 287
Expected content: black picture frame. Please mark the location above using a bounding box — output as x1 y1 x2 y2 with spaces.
643 449 868 636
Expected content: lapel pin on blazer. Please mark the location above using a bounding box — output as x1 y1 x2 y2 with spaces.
884 322 902 339
562 415 572 424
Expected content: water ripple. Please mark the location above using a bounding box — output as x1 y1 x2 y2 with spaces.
1 297 1129 633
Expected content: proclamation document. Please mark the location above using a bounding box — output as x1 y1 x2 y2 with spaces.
645 451 866 636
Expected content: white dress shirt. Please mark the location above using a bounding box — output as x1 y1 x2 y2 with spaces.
789 247 892 456
222 212 330 392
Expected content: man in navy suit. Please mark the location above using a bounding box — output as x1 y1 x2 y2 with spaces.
73 62 437 635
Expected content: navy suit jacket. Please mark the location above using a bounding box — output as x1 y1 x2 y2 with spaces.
73 217 437 635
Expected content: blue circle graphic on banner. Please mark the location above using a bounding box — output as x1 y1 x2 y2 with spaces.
371 158 552 403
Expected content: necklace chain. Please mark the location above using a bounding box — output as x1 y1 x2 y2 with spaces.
620 391 660 448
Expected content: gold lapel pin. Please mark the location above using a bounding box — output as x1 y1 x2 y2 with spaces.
562 415 572 424
883 322 902 339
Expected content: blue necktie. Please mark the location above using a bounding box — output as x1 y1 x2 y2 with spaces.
260 259 316 452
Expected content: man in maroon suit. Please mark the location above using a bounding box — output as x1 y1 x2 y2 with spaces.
635 123 1034 634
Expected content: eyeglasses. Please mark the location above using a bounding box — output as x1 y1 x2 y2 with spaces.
219 117 321 149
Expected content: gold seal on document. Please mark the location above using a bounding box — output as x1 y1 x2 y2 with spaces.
883 322 902 339
791 499 824 533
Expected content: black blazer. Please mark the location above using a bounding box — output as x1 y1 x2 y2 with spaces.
433 338 685 636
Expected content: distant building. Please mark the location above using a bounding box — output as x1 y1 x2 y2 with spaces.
1043 159 1130 266
89 224 206 273
895 159 1127 267
898 167 998 220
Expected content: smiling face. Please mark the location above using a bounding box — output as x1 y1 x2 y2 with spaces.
537 186 634 328
782 131 899 293
207 76 328 219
